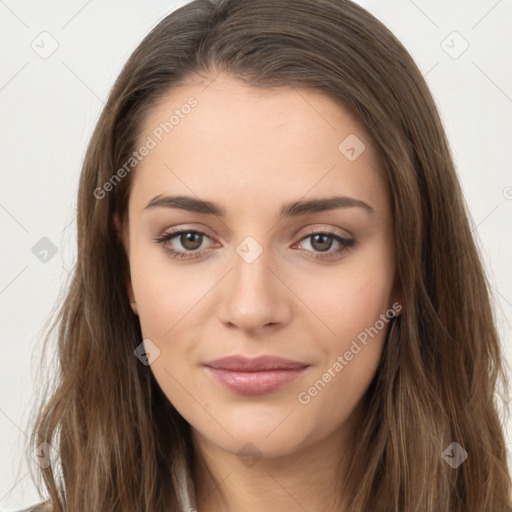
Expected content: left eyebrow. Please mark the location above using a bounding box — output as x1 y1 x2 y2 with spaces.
143 194 374 217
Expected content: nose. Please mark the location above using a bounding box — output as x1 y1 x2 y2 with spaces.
217 243 293 335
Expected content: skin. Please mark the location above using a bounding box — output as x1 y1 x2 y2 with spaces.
115 72 401 512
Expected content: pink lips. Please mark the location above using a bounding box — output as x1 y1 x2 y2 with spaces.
203 355 309 395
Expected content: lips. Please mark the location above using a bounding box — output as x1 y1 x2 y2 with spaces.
204 355 308 371
202 355 309 395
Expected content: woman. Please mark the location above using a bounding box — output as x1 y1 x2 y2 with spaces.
20 0 512 510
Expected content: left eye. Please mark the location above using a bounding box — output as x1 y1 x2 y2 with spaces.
295 232 354 258
154 229 354 260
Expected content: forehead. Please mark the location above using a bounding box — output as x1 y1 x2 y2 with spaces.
128 73 389 217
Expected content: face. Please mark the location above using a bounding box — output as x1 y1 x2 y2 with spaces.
118 72 400 460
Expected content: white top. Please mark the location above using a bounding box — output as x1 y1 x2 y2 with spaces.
15 459 197 511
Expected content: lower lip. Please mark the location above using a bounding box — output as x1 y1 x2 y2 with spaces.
204 367 308 395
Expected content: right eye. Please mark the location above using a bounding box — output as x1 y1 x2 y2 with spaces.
154 229 216 259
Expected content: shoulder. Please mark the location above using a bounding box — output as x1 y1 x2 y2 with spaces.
14 503 53 512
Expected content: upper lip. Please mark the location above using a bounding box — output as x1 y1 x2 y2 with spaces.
203 355 309 372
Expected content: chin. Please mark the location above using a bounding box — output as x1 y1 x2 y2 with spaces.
191 411 311 459
212 432 303 460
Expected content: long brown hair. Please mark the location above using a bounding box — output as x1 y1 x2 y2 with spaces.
23 0 512 510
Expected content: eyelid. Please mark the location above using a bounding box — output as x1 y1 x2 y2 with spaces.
297 225 353 240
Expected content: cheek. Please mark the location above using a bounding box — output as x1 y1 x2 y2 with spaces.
292 242 394 410
129 248 212 401
296 287 393 439
297 244 395 345
130 246 210 339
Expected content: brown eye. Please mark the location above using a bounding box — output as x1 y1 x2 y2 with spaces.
310 233 335 252
179 232 204 251
154 229 213 259
295 231 355 260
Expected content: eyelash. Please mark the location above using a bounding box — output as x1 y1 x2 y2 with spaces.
154 228 354 261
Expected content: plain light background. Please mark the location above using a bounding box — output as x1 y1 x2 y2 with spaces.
1 0 511 509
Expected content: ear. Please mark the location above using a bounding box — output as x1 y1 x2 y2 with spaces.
113 211 138 316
